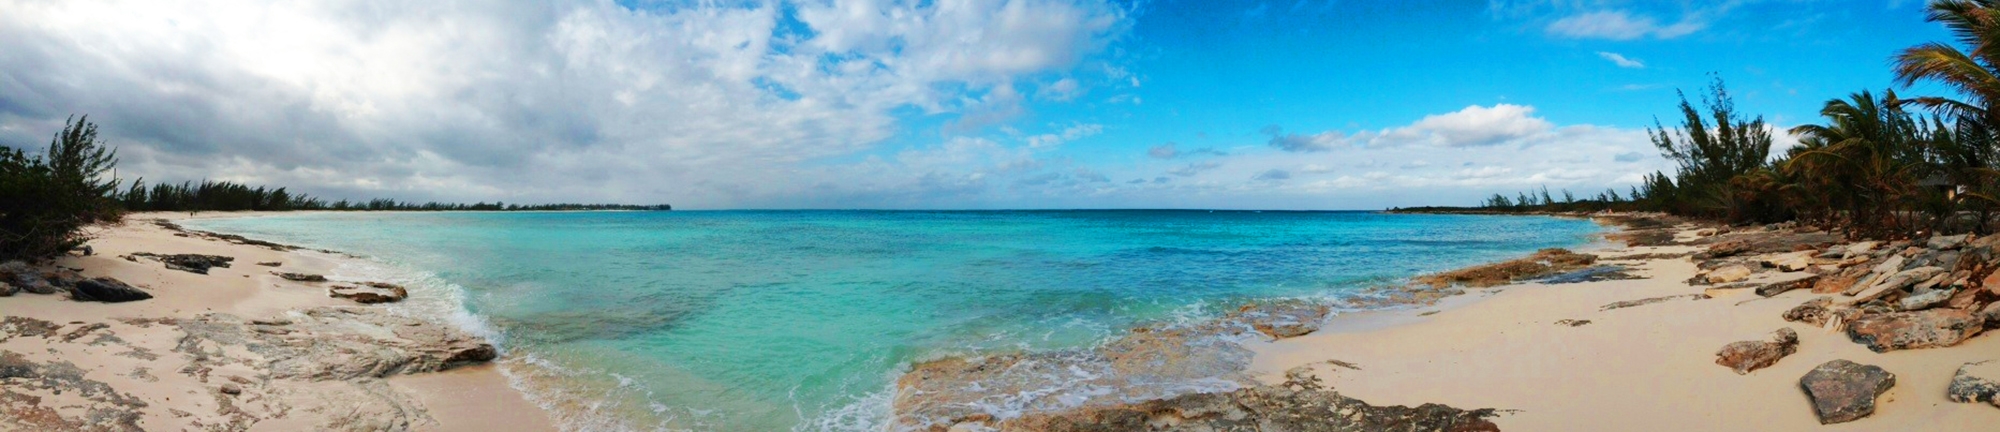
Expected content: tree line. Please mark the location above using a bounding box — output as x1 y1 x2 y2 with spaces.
0 116 668 261
1468 0 2000 239
116 179 670 212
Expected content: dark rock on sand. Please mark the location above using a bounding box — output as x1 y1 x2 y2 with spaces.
69 278 152 303
329 282 408 304
256 261 282 267
1231 301 1331 339
272 272 327 282
132 253 235 274
0 261 62 295
1845 309 1985 352
1696 239 1753 260
1783 297 1861 328
1715 328 1799 374
0 281 14 297
1415 248 1597 288
1948 361 2000 407
991 369 1499 432
1757 275 1821 297
1542 266 1642 284
1554 319 1591 327
1600 294 1707 311
1800 360 1895 424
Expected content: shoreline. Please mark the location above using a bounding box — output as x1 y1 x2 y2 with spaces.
0 212 557 431
892 213 2000 430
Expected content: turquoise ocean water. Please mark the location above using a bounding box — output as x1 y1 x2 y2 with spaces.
185 210 1601 431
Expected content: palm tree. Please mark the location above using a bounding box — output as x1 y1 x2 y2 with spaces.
1894 0 2000 128
1786 90 1931 235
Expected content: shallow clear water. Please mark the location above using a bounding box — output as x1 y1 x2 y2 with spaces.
186 210 1601 431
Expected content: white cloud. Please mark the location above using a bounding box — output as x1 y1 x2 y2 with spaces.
1547 10 1703 40
1024 123 1102 148
0 0 1130 208
1266 104 1555 152
1595 51 1645 69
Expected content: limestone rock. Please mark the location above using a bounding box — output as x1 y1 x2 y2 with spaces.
1706 265 1754 284
1930 234 1970 250
988 372 1500 432
1800 360 1896 424
1698 239 1753 259
1715 328 1799 374
1845 309 1985 352
1948 361 2000 407
1764 252 1815 272
272 272 327 282
131 253 235 274
1898 287 1956 311
329 283 407 304
69 278 152 303
1843 241 1880 259
176 307 498 381
1845 255 1907 295
1758 275 1821 297
1847 266 1944 305
1231 301 1331 339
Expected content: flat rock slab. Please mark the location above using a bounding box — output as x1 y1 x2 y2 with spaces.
1949 361 2000 407
1715 328 1798 374
1845 309 1985 352
1800 360 1896 424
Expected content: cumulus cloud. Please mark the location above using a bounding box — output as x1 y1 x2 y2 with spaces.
1595 51 1645 69
1546 10 1702 40
1025 123 1103 148
0 0 1129 208
1148 143 1180 159
1266 104 1554 152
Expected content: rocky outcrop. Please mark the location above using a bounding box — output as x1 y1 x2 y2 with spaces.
1762 251 1814 272
1542 266 1643 284
1845 309 1985 352
991 372 1501 432
1702 265 1754 284
1414 248 1597 288
1847 266 1945 304
1948 361 2000 407
1696 239 1753 260
1783 297 1862 328
329 283 408 304
174 307 496 380
0 261 63 295
1715 328 1799 374
1899 287 1956 311
128 252 235 274
69 278 152 303
1756 275 1820 297
1601 294 1707 311
1799 360 1896 424
1230 301 1330 339
272 272 327 282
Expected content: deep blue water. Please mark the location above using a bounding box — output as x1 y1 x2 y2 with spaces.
185 210 1601 431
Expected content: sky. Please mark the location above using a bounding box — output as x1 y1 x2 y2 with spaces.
0 0 1957 209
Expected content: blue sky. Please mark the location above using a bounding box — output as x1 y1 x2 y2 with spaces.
0 0 1957 209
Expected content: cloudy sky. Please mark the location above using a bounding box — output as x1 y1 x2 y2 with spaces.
0 0 1952 209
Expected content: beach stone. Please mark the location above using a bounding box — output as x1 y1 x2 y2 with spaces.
1845 256 1907 295
1899 287 1956 311
988 371 1501 432
1698 239 1753 259
1931 234 1970 250
69 278 152 303
1231 301 1330 339
329 283 407 304
1800 360 1896 424
0 281 14 297
256 261 282 267
1715 328 1799 374
1847 266 1944 305
1846 309 1985 352
132 252 234 274
1815 265 1869 294
1843 241 1880 259
1948 361 2000 407
1758 275 1821 297
1706 265 1754 284
1764 252 1814 272
272 272 327 282
1981 303 2000 329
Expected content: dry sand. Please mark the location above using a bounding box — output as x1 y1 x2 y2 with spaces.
2 213 555 431
1245 234 2000 431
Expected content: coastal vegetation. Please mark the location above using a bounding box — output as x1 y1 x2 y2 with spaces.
0 117 668 261
1445 0 2000 239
